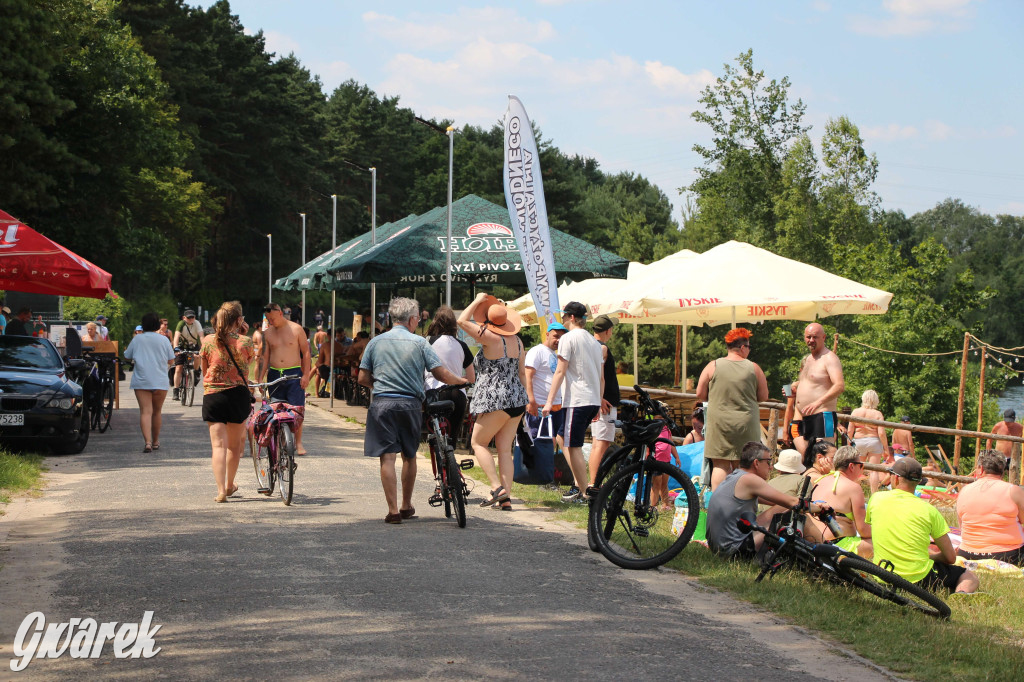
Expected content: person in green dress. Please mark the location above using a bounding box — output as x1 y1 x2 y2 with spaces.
695 327 769 490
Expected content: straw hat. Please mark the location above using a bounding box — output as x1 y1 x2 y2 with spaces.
473 295 521 336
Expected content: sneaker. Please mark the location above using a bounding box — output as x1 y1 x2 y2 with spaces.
560 486 580 502
565 491 590 505
172 388 180 400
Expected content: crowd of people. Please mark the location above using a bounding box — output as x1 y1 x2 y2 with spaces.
109 297 1024 599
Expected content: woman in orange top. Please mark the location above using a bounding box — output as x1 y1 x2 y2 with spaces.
956 449 1024 566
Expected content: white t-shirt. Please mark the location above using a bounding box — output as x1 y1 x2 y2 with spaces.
424 335 470 392
526 343 561 406
556 328 602 407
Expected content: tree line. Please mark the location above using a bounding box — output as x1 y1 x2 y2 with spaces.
2 4 1018 444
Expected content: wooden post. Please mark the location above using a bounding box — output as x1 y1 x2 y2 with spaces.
1011 442 1022 488
674 325 681 387
682 323 688 392
953 332 970 473
767 408 779 456
975 347 986 459
832 332 839 353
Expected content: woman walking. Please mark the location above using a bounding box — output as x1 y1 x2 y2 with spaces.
123 312 176 452
200 301 257 503
457 293 527 510
695 327 769 490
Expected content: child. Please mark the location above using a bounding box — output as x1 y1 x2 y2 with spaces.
651 424 682 510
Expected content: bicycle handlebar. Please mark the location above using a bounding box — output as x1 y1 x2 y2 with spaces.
249 374 300 390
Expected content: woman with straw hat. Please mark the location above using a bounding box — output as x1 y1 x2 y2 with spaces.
457 293 528 511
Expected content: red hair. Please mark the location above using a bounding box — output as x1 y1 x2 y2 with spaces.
724 328 752 345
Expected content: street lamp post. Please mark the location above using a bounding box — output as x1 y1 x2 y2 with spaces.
329 194 337 408
370 166 377 338
267 234 272 302
299 213 306 327
446 126 454 306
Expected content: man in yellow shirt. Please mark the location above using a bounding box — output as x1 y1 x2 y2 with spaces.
866 458 978 594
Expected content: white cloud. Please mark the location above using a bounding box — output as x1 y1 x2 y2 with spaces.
260 30 301 57
644 61 715 96
924 119 953 140
847 0 976 36
863 123 919 141
363 8 556 50
810 0 832 11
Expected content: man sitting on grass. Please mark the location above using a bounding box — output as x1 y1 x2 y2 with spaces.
866 457 979 594
706 441 831 560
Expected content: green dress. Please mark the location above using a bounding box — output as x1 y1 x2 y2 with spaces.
705 358 760 462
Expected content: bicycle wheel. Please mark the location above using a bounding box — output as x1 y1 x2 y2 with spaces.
179 367 190 406
250 430 274 495
587 444 634 552
186 370 196 406
444 449 467 528
834 555 950 619
98 381 114 432
592 460 699 570
435 436 452 518
276 424 295 505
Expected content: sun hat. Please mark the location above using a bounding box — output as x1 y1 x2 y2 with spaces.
889 457 926 484
592 314 618 333
472 295 521 336
774 449 803 474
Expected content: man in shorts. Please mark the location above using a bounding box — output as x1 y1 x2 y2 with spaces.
358 298 468 524
172 309 205 400
793 323 844 454
521 322 568 484
587 314 620 495
866 457 979 594
986 409 1023 467
542 302 604 503
258 303 312 455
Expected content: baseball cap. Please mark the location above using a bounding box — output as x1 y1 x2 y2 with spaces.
135 325 143 331
183 309 196 318
592 314 618 333
774 449 803 474
900 415 911 422
559 301 587 319
1005 409 1016 421
889 457 926 484
95 314 107 321
546 322 568 332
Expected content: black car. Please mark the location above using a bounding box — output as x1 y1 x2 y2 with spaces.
0 335 89 454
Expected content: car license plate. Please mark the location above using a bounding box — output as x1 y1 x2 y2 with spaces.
0 414 25 426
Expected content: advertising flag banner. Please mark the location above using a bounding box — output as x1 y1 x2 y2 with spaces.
503 96 559 327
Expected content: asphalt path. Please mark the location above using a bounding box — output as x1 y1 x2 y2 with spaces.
0 381 896 680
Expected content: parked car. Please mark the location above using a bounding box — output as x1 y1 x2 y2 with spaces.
0 335 89 454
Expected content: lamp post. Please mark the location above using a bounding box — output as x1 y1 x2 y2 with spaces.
329 195 337 407
446 126 454 306
267 234 272 302
370 166 377 338
299 213 306 327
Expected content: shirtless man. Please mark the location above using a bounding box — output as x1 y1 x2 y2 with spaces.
892 415 916 458
258 303 312 455
792 323 845 454
805 446 873 559
986 409 1023 463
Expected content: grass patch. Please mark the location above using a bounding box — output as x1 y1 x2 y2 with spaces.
0 450 45 508
505 476 1024 682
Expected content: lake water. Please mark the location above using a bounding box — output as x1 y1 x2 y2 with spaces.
997 384 1024 418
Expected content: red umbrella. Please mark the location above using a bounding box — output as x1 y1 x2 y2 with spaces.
0 209 114 299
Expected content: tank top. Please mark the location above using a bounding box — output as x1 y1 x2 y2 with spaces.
469 335 527 415
601 342 620 405
706 469 758 556
957 478 1024 553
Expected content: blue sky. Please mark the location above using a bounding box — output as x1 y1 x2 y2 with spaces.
200 0 1023 220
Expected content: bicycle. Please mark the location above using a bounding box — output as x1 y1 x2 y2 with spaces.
424 387 474 527
246 375 302 506
81 351 116 433
176 349 200 407
739 479 951 619
587 385 700 570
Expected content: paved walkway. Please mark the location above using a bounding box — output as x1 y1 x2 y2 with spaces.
0 381 896 680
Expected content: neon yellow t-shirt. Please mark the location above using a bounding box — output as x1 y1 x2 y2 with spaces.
865 489 949 583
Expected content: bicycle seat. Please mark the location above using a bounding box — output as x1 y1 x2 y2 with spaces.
426 400 454 415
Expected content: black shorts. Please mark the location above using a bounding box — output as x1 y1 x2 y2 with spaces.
202 386 252 424
317 365 330 380
957 544 1024 567
916 561 967 593
504 405 526 419
175 350 198 367
798 412 838 441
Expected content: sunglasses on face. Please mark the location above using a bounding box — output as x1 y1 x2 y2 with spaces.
264 307 279 313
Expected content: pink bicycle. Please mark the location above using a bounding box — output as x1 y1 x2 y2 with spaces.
246 375 303 505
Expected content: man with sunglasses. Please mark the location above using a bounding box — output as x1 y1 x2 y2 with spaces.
172 309 205 400
803 446 873 558
706 441 831 560
258 303 312 455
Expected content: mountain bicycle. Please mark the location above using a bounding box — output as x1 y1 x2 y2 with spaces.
247 374 301 506
176 349 200 407
739 479 950 619
424 386 474 527
587 385 700 569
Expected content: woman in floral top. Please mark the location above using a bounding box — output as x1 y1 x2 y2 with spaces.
200 301 256 503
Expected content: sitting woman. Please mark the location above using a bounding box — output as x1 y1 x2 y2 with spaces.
956 449 1024 566
80 322 101 344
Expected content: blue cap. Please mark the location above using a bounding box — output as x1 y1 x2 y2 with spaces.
547 322 568 332
135 325 143 331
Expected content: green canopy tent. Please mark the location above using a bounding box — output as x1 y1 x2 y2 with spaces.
274 194 628 290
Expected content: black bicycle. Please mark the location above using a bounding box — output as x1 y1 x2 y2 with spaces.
740 482 950 619
587 385 700 570
81 351 116 432
177 349 200 407
424 387 473 528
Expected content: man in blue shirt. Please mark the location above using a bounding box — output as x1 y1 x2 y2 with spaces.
359 297 468 524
